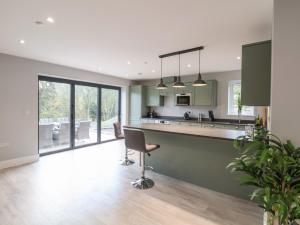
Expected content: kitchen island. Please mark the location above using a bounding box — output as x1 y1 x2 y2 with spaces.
124 123 252 200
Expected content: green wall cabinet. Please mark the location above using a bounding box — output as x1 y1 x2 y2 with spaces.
173 82 193 95
192 80 217 107
241 40 271 106
146 86 164 107
159 77 175 96
129 85 146 124
159 87 170 97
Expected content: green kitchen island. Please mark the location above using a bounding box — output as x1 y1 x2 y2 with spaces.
124 123 252 200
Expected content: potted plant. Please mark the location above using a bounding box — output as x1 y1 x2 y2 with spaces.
227 128 300 225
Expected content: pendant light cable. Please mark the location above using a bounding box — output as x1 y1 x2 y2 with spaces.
179 53 181 78
161 58 163 79
192 49 207 87
199 50 201 74
157 57 167 89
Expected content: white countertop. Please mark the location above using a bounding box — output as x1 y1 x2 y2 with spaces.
124 123 245 141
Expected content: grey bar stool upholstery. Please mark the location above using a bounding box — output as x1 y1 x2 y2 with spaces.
124 129 160 189
113 122 135 166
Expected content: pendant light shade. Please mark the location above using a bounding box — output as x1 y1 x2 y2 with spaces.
172 76 185 88
172 54 185 88
157 78 167 89
192 49 207 87
157 58 167 89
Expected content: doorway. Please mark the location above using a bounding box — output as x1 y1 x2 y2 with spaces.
38 76 121 155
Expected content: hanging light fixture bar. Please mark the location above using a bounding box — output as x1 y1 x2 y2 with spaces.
157 46 204 89
159 46 204 58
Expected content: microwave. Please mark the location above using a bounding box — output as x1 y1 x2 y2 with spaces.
176 93 192 106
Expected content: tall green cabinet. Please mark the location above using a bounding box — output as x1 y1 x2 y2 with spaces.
129 85 146 124
241 40 271 106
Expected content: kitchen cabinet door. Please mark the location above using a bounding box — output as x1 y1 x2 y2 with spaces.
159 85 172 97
146 86 164 107
129 85 146 124
241 40 271 106
173 82 193 95
192 80 217 107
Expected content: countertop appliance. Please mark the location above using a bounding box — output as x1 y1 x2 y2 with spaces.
208 110 215 121
176 93 191 106
183 111 191 120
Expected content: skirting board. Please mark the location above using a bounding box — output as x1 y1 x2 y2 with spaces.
0 155 39 170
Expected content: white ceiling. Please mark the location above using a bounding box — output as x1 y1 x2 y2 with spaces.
0 0 273 80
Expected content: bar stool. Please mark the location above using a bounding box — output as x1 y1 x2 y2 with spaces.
113 122 135 166
124 129 160 189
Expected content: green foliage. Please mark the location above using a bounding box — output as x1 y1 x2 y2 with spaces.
228 128 300 225
39 81 119 123
39 81 70 119
237 93 242 115
101 89 118 122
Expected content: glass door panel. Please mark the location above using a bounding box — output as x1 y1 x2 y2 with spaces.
101 88 119 141
75 85 98 147
39 81 71 154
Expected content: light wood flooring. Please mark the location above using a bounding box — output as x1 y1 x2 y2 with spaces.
0 140 263 225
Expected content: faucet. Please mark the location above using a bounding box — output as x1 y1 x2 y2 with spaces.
198 113 202 123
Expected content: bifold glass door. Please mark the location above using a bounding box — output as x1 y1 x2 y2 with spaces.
101 88 120 141
38 77 121 155
38 81 71 154
75 85 98 147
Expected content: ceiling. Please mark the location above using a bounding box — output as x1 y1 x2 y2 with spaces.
0 0 273 80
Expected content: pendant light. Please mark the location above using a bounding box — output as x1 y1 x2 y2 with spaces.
156 58 167 89
172 53 185 88
192 49 207 87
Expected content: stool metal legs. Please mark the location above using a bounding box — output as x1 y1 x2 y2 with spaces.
120 147 135 166
131 152 154 189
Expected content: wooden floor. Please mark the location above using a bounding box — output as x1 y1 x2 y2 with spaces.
0 140 263 225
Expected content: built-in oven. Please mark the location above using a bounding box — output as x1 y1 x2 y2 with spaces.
176 93 192 106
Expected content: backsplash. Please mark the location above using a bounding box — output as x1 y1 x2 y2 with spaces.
138 70 262 120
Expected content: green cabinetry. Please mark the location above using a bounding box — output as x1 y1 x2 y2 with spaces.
241 40 271 106
173 82 193 95
146 86 164 107
129 85 146 124
192 80 217 107
159 77 174 96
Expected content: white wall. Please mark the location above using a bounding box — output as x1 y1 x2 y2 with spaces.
0 53 131 162
270 0 300 145
139 70 260 120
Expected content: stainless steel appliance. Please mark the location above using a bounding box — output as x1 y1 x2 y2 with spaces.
176 93 191 106
208 110 215 121
183 111 191 120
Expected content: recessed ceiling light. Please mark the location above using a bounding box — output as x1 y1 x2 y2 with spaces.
187 64 192 68
237 56 241 60
152 69 155 73
46 17 55 24
127 61 131 65
98 67 102 71
19 39 25 44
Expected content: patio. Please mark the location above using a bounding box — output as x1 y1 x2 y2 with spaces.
39 120 116 154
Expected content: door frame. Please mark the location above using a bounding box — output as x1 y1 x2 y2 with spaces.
38 75 122 156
